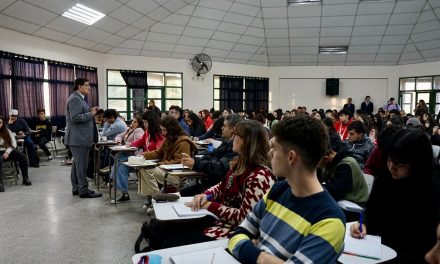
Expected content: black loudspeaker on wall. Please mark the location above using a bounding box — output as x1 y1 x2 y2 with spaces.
326 78 339 96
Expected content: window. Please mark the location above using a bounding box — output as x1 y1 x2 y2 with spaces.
213 75 269 112
107 70 182 120
399 76 439 116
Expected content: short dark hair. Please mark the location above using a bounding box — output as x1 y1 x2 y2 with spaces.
168 105 182 116
339 109 352 118
272 115 329 170
73 78 88 91
390 97 395 101
211 110 222 120
37 108 45 115
103 109 118 119
348 120 366 134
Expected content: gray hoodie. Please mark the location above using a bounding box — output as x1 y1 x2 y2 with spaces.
345 134 374 170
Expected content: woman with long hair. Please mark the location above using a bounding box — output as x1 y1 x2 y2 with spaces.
423 112 435 135
0 117 31 191
201 109 213 131
144 120 276 250
351 129 440 263
138 116 197 205
111 111 164 203
187 112 206 137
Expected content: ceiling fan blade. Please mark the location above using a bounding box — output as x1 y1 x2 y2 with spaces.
195 56 201 63
202 62 209 71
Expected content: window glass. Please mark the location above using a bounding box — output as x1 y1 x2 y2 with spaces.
166 100 182 109
400 78 415 91
165 73 182 87
148 89 161 98
108 100 127 111
214 89 220 100
108 70 126 85
214 76 220 88
108 86 126 98
416 77 432 90
147 72 164 86
165 88 182 99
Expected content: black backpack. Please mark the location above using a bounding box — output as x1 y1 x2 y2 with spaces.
134 219 152 253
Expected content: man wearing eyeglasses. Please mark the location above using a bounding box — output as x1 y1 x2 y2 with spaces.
168 105 190 135
65 78 102 199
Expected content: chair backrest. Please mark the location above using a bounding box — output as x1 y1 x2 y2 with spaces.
432 145 440 161
363 173 374 195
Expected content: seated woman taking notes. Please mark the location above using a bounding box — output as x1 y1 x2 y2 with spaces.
351 129 440 263
145 120 275 250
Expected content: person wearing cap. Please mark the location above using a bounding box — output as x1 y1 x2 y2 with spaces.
7 109 39 167
334 109 353 140
406 117 422 129
65 78 102 199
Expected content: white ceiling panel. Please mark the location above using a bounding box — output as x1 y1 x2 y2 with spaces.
193 6 226 21
234 43 260 53
199 0 232 11
116 26 141 38
266 38 289 47
385 24 415 35
163 0 188 13
77 27 112 43
217 22 247 34
389 13 420 25
227 51 253 60
288 5 321 18
90 43 112 53
400 51 423 60
267 47 289 55
346 53 376 61
244 27 265 37
345 61 373 66
212 31 241 42
261 0 285 8
65 36 97 49
413 20 440 34
289 17 321 28
178 36 209 46
352 26 386 36
132 31 148 41
322 4 357 17
289 27 320 37
143 41 175 52
206 39 236 50
3 1 57 26
94 16 127 34
375 53 401 61
291 55 318 62
291 37 319 46
45 16 87 34
418 10 436 23
162 14 190 26
349 45 379 53
141 50 171 58
411 29 440 42
251 54 268 62
265 28 288 38
378 44 405 53
33 27 72 42
176 4 195 15
132 16 156 30
355 14 391 26
429 0 440 8
109 5 142 24
182 27 213 38
262 7 287 19
0 0 15 11
109 47 140 55
224 58 249 64
0 13 40 34
126 0 159 14
268 55 290 62
320 36 351 45
223 12 254 26
147 32 180 43
151 23 185 35
103 35 125 46
202 48 230 57
187 17 220 30
357 1 395 15
321 16 355 27
81 0 121 14
25 0 76 14
291 47 318 54
173 44 204 54
414 39 440 50
320 27 352 37
230 2 260 17
393 0 425 13
375 61 397 65
264 18 288 29
420 48 440 58
403 43 417 52
318 54 347 62
238 35 264 46
118 39 144 49
381 35 410 45
148 7 171 21
172 52 193 60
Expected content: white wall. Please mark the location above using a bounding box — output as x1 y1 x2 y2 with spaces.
1 27 440 113
279 78 388 112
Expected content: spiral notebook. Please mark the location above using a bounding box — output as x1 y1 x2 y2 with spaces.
343 227 381 260
169 247 240 264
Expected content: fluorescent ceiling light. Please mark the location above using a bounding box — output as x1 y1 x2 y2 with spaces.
287 0 322 5
319 46 348 54
62 4 105 25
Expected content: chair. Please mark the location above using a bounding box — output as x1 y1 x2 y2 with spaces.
363 173 374 195
337 173 374 221
49 126 58 157
1 160 19 185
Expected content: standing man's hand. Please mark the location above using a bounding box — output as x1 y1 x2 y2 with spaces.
91 106 99 116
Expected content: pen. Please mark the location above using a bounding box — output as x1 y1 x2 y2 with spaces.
205 194 212 201
210 252 216 264
359 212 364 235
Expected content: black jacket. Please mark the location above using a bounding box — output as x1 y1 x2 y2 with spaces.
361 101 374 115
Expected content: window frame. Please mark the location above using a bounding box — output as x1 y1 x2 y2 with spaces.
399 75 437 115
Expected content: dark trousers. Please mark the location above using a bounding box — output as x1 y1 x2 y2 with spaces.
23 135 38 165
147 217 215 250
0 149 29 180
33 136 51 156
70 146 90 195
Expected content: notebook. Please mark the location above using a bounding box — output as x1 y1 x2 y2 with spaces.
159 164 189 170
169 247 240 264
344 226 382 260
172 203 219 220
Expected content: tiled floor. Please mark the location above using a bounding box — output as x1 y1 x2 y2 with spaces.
0 155 151 264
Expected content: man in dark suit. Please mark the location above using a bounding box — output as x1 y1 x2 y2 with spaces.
343 97 355 116
361 95 374 115
65 78 102 198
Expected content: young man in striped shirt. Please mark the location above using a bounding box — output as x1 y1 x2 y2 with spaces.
228 115 346 264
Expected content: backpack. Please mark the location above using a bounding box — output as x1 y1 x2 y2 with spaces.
134 219 153 253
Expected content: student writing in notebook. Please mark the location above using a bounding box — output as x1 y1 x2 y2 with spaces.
228 115 346 264
351 129 440 263
144 120 275 250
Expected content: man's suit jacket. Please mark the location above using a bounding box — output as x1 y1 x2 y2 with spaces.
343 103 355 115
361 101 374 115
65 92 97 147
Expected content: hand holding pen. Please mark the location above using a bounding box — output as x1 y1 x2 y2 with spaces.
185 193 212 211
350 221 367 239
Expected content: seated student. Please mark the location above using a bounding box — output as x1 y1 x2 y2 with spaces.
426 223 440 264
111 112 164 203
32 109 53 160
179 114 242 196
186 112 206 138
138 116 197 206
228 115 346 264
0 117 32 191
196 116 224 141
334 109 353 140
145 120 275 250
168 105 190 135
345 120 374 170
201 109 213 131
101 109 127 140
318 138 369 206
109 116 145 203
7 109 39 167
351 129 439 263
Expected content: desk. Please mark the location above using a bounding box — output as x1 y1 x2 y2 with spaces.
93 141 118 190
152 196 208 221
162 169 204 193
108 146 137 203
132 239 228 264
338 222 397 264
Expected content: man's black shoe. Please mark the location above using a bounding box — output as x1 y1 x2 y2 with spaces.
73 189 95 195
80 191 102 198
23 178 32 186
111 193 130 204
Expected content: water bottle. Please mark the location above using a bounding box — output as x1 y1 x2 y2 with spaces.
207 143 214 152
